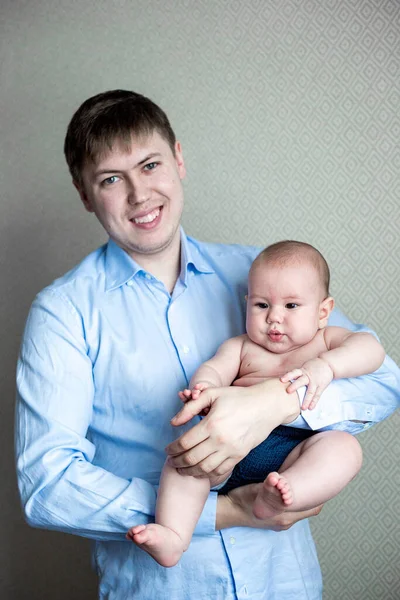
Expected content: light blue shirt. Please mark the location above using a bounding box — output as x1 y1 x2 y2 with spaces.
16 231 400 600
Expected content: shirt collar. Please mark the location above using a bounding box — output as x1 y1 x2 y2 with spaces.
104 229 214 291
180 228 214 283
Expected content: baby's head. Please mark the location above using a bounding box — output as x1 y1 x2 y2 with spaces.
246 240 334 354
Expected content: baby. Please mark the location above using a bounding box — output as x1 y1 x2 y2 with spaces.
128 240 385 567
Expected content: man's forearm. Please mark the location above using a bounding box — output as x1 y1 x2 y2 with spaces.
216 484 323 532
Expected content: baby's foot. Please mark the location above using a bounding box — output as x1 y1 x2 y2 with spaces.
252 472 294 520
127 524 185 568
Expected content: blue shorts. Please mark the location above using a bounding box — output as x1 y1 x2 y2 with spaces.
218 425 314 494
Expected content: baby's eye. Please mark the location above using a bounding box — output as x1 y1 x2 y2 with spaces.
286 303 298 309
101 175 119 186
256 302 269 309
143 162 158 171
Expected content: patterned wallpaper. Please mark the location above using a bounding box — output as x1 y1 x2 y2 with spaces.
1 0 399 598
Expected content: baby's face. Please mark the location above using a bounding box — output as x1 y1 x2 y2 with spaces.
246 260 327 354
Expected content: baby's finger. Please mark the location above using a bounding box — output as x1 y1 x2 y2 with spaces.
286 375 309 393
178 389 192 402
280 369 303 383
307 391 321 410
301 386 317 410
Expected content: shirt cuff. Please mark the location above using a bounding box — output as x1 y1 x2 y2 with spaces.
194 490 218 536
284 386 313 430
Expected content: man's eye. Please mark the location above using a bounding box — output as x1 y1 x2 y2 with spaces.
256 302 268 309
143 162 158 171
286 303 298 309
101 176 119 186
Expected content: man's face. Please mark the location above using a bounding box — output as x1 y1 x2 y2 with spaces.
76 132 186 262
246 260 328 354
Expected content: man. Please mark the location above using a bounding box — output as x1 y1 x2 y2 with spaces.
16 90 400 599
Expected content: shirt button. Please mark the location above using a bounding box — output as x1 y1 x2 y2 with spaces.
126 280 134 287
182 346 190 354
145 273 152 280
230 536 235 545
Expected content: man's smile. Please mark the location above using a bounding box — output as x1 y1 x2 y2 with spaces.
131 207 161 225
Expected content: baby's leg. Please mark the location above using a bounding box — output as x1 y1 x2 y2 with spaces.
127 461 210 567
253 430 362 520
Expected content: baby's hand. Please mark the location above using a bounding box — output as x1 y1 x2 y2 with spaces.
178 382 212 413
280 358 334 410
178 388 193 402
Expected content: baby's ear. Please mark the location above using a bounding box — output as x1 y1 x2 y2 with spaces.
318 296 335 329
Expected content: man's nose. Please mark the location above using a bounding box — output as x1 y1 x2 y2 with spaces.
127 176 150 205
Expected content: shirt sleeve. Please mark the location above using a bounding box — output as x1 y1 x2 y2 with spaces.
287 307 400 434
15 289 216 541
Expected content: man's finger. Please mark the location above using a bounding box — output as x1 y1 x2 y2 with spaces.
167 437 216 468
209 457 237 479
176 453 237 480
166 421 211 457
171 395 212 426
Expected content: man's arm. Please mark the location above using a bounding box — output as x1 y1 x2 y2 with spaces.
15 291 159 541
16 290 217 541
216 484 323 531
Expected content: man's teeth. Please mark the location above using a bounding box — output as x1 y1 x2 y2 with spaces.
134 209 160 224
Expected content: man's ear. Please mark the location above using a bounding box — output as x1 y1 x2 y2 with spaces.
73 180 94 213
174 141 186 180
318 296 335 329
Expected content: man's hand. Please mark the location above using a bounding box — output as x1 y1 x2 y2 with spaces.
281 358 334 410
166 379 300 480
217 483 323 532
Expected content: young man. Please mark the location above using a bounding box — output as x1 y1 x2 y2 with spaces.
15 90 400 600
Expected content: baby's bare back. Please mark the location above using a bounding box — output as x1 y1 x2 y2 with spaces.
234 331 328 387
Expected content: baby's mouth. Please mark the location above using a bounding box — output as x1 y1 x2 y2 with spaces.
268 331 284 342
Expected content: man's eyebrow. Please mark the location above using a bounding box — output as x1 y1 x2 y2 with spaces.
94 153 162 176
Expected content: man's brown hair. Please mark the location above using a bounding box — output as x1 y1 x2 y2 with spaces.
64 90 176 184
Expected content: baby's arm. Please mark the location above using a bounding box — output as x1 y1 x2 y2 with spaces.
321 327 386 378
282 327 385 410
179 336 245 407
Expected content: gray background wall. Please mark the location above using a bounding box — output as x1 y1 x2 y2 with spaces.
1 1 399 598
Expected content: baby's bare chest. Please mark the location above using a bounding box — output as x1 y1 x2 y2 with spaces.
238 335 327 380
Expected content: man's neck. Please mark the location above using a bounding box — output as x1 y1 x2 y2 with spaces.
131 241 181 294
